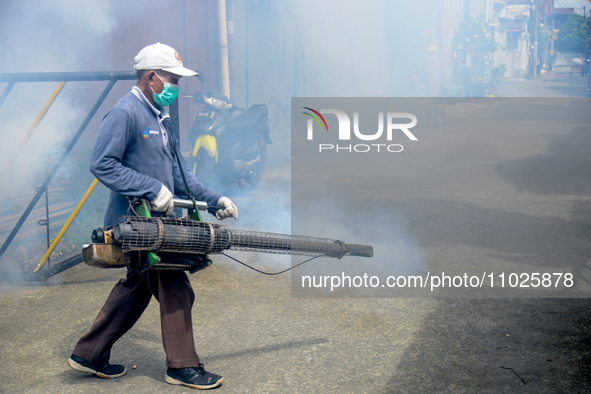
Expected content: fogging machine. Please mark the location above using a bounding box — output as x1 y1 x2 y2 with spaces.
82 198 373 272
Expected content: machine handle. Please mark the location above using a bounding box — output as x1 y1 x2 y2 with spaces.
172 198 209 211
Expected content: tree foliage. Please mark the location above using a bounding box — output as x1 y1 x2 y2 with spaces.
556 14 590 55
454 15 502 96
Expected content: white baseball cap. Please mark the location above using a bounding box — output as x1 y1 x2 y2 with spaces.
134 42 198 77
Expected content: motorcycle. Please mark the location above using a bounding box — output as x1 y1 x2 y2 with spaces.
185 74 272 191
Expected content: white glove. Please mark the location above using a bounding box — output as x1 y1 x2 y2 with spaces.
150 185 174 215
216 196 238 220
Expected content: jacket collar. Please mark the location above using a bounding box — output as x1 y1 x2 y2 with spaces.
131 86 170 120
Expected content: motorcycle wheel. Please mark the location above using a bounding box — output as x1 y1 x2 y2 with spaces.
244 142 267 185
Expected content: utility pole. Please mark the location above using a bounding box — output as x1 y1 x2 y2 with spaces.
532 0 540 78
586 6 591 96
551 1 555 69
217 0 231 99
462 0 471 97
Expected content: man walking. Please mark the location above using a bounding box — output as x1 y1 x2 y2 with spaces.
67 43 236 390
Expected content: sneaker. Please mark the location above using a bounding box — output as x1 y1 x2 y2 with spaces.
165 364 223 390
67 354 127 379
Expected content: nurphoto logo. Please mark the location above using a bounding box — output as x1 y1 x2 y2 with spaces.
302 107 418 153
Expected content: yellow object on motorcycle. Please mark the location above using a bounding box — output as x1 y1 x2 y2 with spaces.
192 135 218 163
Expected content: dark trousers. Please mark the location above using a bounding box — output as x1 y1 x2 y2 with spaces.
73 267 200 369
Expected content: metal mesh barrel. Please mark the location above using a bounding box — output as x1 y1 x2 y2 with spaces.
114 217 230 254
114 216 373 258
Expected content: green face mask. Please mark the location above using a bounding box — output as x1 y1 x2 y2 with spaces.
151 72 179 107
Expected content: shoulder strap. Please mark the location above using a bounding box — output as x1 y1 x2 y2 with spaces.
162 118 193 201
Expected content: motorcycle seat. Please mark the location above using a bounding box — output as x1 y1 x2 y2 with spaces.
227 105 268 130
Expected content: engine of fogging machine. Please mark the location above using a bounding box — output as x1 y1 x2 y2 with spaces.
82 198 373 273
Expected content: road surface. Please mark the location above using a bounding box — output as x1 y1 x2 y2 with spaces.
1 72 590 393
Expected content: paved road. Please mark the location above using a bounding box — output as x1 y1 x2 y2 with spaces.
493 68 590 97
1 72 591 393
